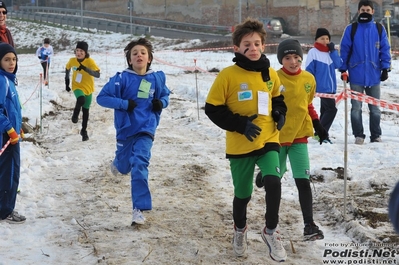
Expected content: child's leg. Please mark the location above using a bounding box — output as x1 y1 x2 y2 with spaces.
81 108 89 132
287 143 313 224
72 90 85 123
130 134 153 211
0 142 20 219
257 151 282 231
81 94 92 132
229 157 256 229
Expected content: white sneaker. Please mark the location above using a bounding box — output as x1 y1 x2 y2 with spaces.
261 226 287 262
232 225 247 257
355 137 365 145
131 208 145 225
110 161 119 176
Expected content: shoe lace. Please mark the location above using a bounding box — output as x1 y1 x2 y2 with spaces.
270 232 283 251
235 231 244 247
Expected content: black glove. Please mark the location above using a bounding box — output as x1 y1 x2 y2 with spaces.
327 42 335 52
312 119 328 145
65 78 71 92
127 99 137 112
76 63 87 71
380 69 388 81
152 99 163 111
272 111 285 131
38 56 41 59
243 114 261 142
340 70 349 83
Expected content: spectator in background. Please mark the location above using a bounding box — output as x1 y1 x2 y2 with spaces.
305 28 342 143
339 0 391 144
0 1 15 47
36 38 54 85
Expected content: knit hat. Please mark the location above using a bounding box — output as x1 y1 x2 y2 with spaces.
76 41 88 53
315 28 331 40
277 39 303 64
0 42 17 74
389 182 399 234
0 1 7 13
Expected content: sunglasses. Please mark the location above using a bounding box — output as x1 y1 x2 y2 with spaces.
0 11 7 15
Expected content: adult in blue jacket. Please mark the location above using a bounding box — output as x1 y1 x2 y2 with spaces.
0 43 25 223
97 38 170 225
305 28 342 142
339 0 391 145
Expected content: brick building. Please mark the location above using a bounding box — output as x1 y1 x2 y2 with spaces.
7 0 399 36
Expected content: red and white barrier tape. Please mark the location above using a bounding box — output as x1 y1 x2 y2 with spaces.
315 89 399 112
0 139 11 156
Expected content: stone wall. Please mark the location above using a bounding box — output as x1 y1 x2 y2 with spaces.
53 0 354 35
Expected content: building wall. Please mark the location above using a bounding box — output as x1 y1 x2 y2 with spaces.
36 0 392 36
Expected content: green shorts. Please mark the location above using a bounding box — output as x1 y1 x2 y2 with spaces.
229 151 281 199
73 89 92 109
279 143 310 179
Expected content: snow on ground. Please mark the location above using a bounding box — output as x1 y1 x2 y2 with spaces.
0 18 398 265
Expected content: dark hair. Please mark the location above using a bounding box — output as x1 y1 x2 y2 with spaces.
124 38 154 70
232 18 267 47
44 38 50 44
358 0 374 10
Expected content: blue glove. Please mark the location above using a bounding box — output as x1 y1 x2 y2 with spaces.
244 114 261 142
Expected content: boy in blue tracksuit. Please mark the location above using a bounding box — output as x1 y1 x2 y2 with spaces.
305 28 342 142
0 43 25 224
97 38 170 226
339 0 391 144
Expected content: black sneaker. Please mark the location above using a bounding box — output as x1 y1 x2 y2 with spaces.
304 222 324 241
80 130 89 141
255 171 264 188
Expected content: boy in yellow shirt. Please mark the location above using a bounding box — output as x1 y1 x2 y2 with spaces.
65 41 100 141
205 18 287 261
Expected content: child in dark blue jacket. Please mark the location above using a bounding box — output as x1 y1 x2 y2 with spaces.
0 43 25 224
97 38 170 226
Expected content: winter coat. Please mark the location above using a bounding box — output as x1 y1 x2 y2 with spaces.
36 45 54 64
96 69 170 141
0 70 22 147
339 19 391 87
305 43 342 94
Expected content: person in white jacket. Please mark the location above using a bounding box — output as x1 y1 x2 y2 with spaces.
35 38 53 85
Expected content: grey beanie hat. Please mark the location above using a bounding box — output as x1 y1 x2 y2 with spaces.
277 39 303 64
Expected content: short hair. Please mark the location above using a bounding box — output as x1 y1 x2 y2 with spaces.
358 0 374 10
124 38 154 70
232 18 267 47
